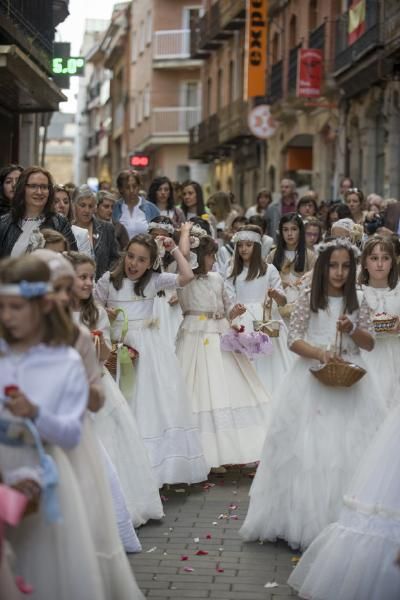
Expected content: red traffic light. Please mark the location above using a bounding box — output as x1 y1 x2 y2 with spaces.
129 154 150 168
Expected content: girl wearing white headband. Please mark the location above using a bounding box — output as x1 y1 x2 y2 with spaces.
225 225 293 394
240 238 386 552
0 255 107 600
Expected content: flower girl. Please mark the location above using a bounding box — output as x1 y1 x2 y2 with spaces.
240 238 386 550
224 224 292 394
95 233 208 486
358 236 400 411
176 230 272 468
0 255 105 600
65 251 164 527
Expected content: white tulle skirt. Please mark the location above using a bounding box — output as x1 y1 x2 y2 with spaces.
361 334 400 411
124 322 209 487
288 404 400 599
5 446 106 600
152 293 182 351
176 318 272 468
66 417 144 600
93 369 164 526
239 353 387 550
234 302 294 396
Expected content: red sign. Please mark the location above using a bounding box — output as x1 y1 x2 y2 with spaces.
296 49 323 98
129 154 150 168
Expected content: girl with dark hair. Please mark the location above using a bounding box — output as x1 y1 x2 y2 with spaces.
181 180 206 219
245 188 272 219
240 238 386 551
148 176 185 228
0 166 77 257
65 251 164 528
175 228 273 469
94 233 208 487
225 225 292 394
0 163 23 216
358 236 400 411
267 213 316 321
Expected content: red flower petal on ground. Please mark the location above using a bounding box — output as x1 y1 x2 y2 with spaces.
195 550 209 556
180 555 189 561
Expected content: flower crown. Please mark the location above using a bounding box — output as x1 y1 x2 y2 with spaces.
0 281 53 298
231 230 261 245
189 224 208 249
148 222 175 236
315 237 361 258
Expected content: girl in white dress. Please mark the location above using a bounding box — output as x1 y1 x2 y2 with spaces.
33 249 144 599
267 213 316 324
149 217 183 351
288 402 400 600
240 238 387 550
0 255 105 600
224 225 292 394
66 251 164 527
95 233 209 487
176 232 273 469
358 236 400 411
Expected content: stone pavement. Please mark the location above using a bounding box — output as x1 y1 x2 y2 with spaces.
129 466 300 600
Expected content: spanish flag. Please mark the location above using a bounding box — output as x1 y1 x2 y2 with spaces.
348 0 366 45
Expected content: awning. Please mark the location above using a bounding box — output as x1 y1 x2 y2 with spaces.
0 45 66 113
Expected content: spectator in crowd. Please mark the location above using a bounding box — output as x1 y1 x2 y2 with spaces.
297 195 318 219
265 178 298 242
338 176 353 202
0 166 77 257
148 176 185 228
381 197 400 234
181 180 207 220
207 191 239 239
324 201 352 236
96 190 129 250
245 188 272 219
345 187 368 226
74 185 120 279
112 169 159 238
0 164 23 216
53 184 91 255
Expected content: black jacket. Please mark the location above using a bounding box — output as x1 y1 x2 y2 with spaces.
0 212 78 257
92 217 120 280
0 196 10 218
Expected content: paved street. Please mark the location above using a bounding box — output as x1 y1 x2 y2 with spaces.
130 466 300 600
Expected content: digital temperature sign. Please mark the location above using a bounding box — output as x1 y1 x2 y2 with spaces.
51 57 85 76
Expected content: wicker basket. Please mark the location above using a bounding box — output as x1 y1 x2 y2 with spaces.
373 313 397 334
253 298 281 338
278 302 295 319
104 308 139 379
310 331 366 387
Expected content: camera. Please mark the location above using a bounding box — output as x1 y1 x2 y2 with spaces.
364 213 385 235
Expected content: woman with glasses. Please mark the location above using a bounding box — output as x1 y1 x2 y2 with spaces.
0 166 77 258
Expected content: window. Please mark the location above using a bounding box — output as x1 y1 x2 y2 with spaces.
131 31 137 63
139 22 145 54
137 92 143 124
272 33 279 64
309 0 318 31
144 86 150 118
217 67 223 111
289 15 297 48
146 11 152 45
206 77 212 117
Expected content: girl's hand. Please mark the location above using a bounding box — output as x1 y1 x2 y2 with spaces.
88 385 104 413
337 315 354 334
229 303 246 320
4 387 38 419
12 478 41 504
156 235 176 253
167 292 179 306
317 349 345 364
267 288 286 305
180 221 193 234
106 307 118 321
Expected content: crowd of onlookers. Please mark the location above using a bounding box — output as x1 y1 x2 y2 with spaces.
1 164 399 276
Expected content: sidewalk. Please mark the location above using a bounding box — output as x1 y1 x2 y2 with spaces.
129 466 300 600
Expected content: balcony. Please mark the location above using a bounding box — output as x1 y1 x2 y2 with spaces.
189 113 220 159
196 0 245 52
384 2 400 54
219 0 246 30
218 98 250 145
270 60 283 102
334 0 382 74
153 29 202 68
151 106 201 136
309 22 325 51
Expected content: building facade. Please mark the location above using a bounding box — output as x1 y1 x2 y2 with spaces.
0 0 69 167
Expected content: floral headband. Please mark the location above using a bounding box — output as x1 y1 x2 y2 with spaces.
0 281 53 298
189 224 208 249
315 237 361 258
148 222 175 236
231 230 261 245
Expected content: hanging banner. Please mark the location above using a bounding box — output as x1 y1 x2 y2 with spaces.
245 0 268 98
296 48 323 98
348 0 366 45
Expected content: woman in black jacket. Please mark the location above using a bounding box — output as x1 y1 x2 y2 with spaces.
0 164 24 217
0 166 77 257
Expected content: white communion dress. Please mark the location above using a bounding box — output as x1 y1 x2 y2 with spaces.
95 271 209 487
288 402 400 599
239 289 387 550
224 264 293 395
0 342 106 600
361 282 400 411
176 272 272 468
79 306 164 527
